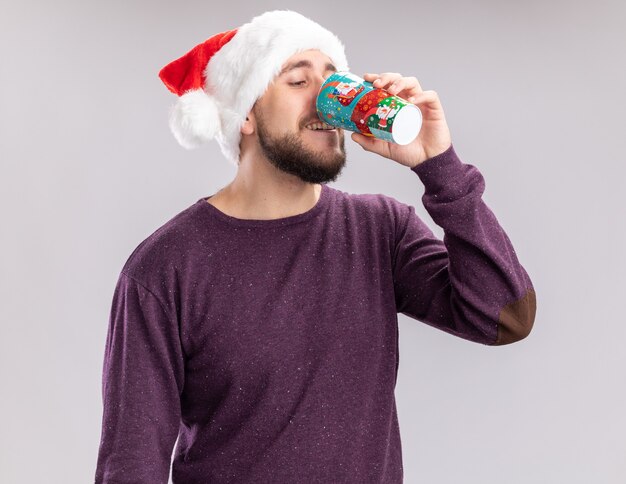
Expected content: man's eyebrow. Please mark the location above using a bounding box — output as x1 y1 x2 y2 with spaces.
279 60 337 76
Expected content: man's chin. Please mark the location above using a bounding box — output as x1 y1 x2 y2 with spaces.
256 122 346 183
300 143 344 165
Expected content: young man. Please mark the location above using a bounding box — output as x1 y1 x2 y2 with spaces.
95 9 536 484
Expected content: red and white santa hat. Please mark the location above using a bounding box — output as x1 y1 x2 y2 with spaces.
158 10 349 165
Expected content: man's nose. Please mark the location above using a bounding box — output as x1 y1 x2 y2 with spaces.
309 74 326 103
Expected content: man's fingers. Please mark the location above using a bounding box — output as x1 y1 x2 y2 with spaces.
372 72 402 89
408 90 439 105
386 78 408 95
388 77 422 97
364 73 423 98
408 90 446 120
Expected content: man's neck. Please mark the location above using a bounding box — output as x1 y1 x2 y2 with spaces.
207 159 322 220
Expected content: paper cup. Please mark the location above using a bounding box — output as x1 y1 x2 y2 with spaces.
316 71 422 145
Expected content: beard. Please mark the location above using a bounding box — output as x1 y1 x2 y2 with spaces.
254 109 347 184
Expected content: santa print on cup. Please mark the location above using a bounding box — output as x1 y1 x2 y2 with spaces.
330 80 365 106
316 72 422 146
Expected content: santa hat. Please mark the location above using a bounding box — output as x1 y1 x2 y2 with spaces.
158 10 349 165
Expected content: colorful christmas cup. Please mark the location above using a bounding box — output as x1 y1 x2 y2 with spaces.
316 71 422 145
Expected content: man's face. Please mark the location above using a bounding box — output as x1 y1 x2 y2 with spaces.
249 49 347 184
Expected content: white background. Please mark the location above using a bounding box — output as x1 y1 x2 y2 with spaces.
1 0 624 482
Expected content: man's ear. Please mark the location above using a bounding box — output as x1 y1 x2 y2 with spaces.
240 111 255 136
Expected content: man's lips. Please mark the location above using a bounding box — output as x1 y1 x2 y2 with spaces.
302 122 339 132
303 127 339 138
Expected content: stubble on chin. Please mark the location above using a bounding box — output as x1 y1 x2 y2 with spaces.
257 124 347 184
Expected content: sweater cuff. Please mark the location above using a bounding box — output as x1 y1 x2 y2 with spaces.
410 143 470 195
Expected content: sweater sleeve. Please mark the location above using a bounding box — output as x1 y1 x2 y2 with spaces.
95 271 185 483
392 144 536 345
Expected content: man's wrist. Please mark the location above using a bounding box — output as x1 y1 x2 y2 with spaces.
408 143 453 168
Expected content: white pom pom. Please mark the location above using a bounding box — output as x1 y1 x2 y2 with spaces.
168 89 221 149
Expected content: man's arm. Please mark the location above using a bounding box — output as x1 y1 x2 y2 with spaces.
95 271 185 483
392 144 536 345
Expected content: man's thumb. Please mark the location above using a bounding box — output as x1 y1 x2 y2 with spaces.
351 132 373 149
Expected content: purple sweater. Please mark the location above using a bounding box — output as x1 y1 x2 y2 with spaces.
95 144 536 483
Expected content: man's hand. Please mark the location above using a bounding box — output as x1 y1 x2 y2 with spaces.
351 72 452 168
